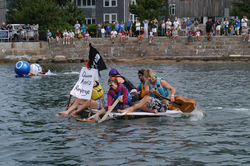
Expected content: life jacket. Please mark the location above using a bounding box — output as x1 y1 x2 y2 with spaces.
148 77 169 100
116 75 136 92
110 84 131 104
139 82 146 99
91 81 104 100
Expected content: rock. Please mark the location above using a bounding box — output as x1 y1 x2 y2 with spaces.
54 55 67 63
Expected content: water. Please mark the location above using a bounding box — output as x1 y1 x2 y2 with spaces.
1 62 250 165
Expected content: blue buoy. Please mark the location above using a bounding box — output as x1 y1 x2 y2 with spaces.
14 61 30 76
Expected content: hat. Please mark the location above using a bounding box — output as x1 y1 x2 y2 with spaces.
138 69 145 75
108 77 118 84
109 68 120 75
175 17 177 20
187 17 189 19
130 92 140 104
174 27 176 30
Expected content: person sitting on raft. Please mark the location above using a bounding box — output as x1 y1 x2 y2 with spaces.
87 77 131 120
137 69 147 99
118 69 176 114
109 68 136 92
57 80 104 117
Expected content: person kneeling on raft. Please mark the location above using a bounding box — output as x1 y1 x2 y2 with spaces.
87 77 131 120
118 69 176 114
58 81 104 117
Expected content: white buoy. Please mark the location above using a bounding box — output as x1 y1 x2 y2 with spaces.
30 64 42 75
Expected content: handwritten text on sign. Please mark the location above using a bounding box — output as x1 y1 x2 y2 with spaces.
70 67 98 100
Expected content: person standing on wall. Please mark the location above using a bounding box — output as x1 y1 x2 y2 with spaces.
127 19 132 37
143 20 149 38
7 24 13 42
234 16 240 35
223 18 229 36
161 20 166 37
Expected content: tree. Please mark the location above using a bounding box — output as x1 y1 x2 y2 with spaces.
6 0 85 28
230 0 250 19
129 0 166 21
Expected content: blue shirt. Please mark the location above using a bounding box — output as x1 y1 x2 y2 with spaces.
119 24 125 30
26 27 31 31
82 25 87 32
115 23 119 31
235 19 240 27
127 21 132 27
47 32 52 36
106 26 111 32
186 20 192 27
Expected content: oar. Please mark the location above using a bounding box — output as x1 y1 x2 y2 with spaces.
98 95 122 123
154 91 182 106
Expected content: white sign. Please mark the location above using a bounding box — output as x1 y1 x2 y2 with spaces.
70 67 99 100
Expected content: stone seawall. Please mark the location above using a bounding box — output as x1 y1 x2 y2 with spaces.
1 36 250 63
0 42 51 63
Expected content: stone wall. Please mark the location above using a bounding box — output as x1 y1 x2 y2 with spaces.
49 36 250 62
0 42 51 63
1 36 250 63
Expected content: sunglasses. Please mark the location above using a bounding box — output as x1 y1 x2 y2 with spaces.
138 74 142 77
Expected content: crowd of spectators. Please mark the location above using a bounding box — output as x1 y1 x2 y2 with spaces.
1 16 249 43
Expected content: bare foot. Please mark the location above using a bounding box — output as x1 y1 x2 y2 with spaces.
153 109 158 114
58 111 69 116
69 113 80 117
118 107 134 113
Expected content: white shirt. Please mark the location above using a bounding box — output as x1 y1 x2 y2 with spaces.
166 21 172 29
101 28 105 33
74 24 80 30
241 18 247 27
173 21 180 28
68 32 75 37
136 22 140 31
223 21 229 27
63 32 68 36
149 32 153 36
85 33 89 37
111 31 117 36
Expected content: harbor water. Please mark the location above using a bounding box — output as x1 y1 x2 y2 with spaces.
1 62 250 165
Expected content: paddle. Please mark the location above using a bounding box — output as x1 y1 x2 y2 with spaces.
154 91 196 113
98 95 122 123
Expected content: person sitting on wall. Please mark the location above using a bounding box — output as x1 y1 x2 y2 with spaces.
110 29 117 44
138 27 145 44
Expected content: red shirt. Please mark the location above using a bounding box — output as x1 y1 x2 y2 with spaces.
188 31 194 36
56 32 61 37
167 30 171 34
140 30 145 35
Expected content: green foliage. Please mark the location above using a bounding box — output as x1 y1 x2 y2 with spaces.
6 0 85 31
129 0 166 22
230 0 250 19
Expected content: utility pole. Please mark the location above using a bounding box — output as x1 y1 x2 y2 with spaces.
165 0 169 20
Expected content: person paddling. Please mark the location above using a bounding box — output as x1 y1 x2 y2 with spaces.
118 69 176 114
57 81 104 117
87 77 131 120
137 69 147 99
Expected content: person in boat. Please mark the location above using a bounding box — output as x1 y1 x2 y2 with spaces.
87 77 131 120
109 68 136 92
57 81 105 117
118 69 176 114
137 69 147 99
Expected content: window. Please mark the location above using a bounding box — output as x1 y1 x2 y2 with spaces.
85 18 96 24
82 0 95 6
169 4 176 15
104 13 117 23
78 0 81 6
104 0 117 7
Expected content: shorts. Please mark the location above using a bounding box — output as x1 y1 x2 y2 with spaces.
216 25 220 30
235 27 240 31
83 30 86 34
127 27 131 31
224 27 228 30
97 30 101 35
26 31 30 36
9 32 12 37
34 31 38 35
146 97 168 112
21 31 24 35
125 36 129 39
111 35 116 38
113 104 130 110
181 28 186 31
107 31 110 35
96 98 104 109
152 28 157 33
75 30 80 34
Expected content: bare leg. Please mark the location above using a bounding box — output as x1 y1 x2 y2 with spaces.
70 100 99 117
58 99 87 115
118 96 151 113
